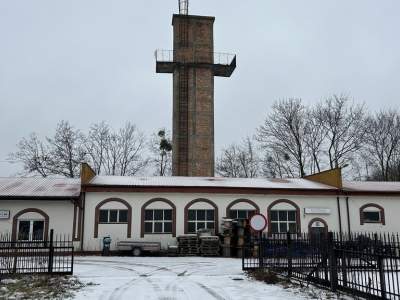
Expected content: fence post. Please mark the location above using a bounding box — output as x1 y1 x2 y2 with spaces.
341 246 348 288
375 234 387 299
48 229 54 274
377 255 387 300
328 232 338 292
70 238 74 275
11 233 18 275
287 232 292 278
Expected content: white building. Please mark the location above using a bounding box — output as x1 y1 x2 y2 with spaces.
1 164 399 252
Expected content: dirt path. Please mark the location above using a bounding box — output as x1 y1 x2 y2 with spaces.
73 256 308 300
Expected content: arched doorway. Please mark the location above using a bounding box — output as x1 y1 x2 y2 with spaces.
308 218 328 239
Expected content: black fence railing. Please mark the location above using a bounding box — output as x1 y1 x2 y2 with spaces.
0 229 74 277
243 232 400 300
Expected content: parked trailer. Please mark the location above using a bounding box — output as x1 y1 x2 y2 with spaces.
117 241 161 256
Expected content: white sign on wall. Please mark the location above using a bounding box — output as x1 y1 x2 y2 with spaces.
0 210 10 220
304 208 331 215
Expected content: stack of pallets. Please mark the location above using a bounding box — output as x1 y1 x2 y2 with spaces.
221 218 233 257
177 235 199 256
199 236 220 256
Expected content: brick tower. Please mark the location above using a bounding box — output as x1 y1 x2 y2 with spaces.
156 1 236 177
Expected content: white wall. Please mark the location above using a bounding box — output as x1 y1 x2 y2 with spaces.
0 200 75 239
346 196 399 233
3 192 398 253
83 192 346 251
4 193 399 253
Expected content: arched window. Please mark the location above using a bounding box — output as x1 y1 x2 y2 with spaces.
226 199 260 220
12 208 49 241
360 204 385 225
94 198 132 238
184 199 218 234
141 198 176 237
267 199 300 236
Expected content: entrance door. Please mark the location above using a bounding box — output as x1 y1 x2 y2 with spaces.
309 219 328 240
18 220 45 241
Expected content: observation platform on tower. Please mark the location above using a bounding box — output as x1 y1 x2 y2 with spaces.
155 49 236 77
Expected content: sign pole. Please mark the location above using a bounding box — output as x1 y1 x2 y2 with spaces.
259 230 263 268
249 214 268 269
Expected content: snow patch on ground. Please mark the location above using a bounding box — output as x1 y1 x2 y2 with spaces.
73 256 343 300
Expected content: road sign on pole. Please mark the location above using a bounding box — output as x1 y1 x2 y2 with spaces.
249 214 267 232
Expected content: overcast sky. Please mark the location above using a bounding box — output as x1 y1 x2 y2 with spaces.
1 0 400 176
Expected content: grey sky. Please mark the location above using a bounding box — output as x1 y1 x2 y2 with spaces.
1 0 400 176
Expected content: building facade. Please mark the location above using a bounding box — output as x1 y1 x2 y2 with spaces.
1 165 399 252
0 178 81 246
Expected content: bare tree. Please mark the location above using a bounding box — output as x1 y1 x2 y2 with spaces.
8 133 51 177
85 121 110 175
389 153 400 180
216 137 260 178
364 110 400 181
46 121 86 178
9 121 85 178
317 95 367 169
103 122 149 176
257 99 308 177
260 148 296 178
216 145 242 178
10 120 149 178
348 151 374 181
149 129 172 176
304 108 328 174
239 137 260 178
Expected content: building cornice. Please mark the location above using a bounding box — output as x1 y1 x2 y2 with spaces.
81 185 340 196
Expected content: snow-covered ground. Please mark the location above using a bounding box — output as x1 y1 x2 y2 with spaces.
73 256 332 300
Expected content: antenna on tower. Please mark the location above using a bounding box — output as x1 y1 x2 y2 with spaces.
179 0 189 15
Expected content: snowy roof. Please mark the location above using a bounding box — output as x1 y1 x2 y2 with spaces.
1 176 399 197
343 181 400 193
0 177 81 199
88 176 337 190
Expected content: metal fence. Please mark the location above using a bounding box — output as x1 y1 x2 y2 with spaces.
243 232 400 300
0 229 74 276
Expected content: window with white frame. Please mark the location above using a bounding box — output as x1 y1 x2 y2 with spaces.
144 209 172 234
187 209 214 233
229 209 256 220
99 209 128 223
270 210 297 234
18 220 44 241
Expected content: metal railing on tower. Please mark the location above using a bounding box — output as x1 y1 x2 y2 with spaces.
179 0 189 15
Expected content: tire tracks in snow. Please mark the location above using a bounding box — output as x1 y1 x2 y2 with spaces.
163 265 230 300
76 260 163 300
76 259 229 300
76 259 193 300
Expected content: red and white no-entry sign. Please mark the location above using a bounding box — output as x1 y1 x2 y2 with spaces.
249 214 267 232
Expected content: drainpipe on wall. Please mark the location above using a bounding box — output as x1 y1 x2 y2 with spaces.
346 196 351 233
80 192 86 252
336 196 343 235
